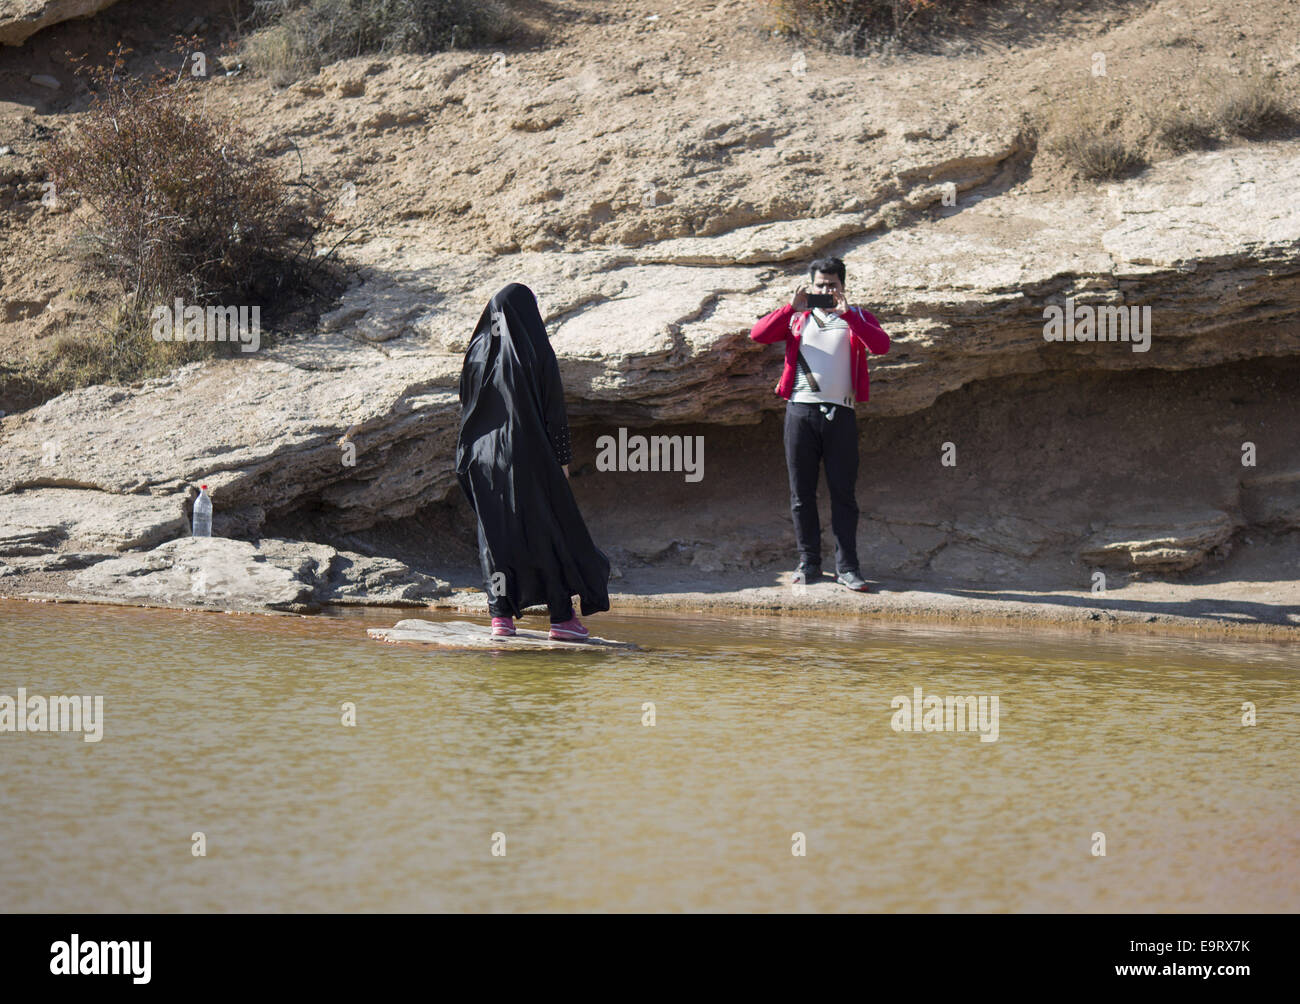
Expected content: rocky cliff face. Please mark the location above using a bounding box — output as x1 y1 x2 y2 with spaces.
0 0 120 47
1 0 1298 604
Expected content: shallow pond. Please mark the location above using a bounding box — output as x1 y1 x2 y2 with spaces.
1 600 1296 911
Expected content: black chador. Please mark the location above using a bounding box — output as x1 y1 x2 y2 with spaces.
456 283 610 619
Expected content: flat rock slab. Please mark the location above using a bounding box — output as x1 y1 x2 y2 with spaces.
64 536 449 611
368 619 641 652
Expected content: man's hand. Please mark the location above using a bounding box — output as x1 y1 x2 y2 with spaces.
563 464 570 480
832 287 849 315
790 282 810 312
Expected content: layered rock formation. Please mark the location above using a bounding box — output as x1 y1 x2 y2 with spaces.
2 2 1298 608
2 138 1298 596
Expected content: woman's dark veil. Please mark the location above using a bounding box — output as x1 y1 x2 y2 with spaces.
455 283 610 618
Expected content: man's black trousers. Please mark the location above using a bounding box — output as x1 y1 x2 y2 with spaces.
783 401 860 573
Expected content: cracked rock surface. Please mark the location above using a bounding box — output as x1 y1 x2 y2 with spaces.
48 536 450 612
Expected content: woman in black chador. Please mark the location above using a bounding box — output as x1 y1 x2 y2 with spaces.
456 283 610 640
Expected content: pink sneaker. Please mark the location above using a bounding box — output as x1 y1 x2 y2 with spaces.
549 615 589 641
491 617 515 637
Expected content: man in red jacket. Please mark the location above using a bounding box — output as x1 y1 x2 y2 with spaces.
750 256 891 591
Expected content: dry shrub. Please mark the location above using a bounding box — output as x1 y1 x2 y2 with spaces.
1212 65 1296 138
1141 55 1295 154
39 42 335 388
243 0 521 84
1150 108 1218 154
768 0 992 50
1042 79 1148 181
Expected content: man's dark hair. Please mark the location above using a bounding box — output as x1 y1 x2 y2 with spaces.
808 257 846 283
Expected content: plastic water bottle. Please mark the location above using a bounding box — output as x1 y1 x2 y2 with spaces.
192 485 213 537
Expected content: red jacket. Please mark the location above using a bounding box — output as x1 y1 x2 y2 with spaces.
750 303 891 402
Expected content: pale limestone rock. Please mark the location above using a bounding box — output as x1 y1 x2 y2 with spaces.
65 536 449 611
0 488 187 555
1079 511 1236 572
368 619 639 651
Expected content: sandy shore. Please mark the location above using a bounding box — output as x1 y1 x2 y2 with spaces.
5 562 1297 641
424 565 1300 640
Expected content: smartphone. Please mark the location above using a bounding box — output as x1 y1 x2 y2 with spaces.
806 293 835 309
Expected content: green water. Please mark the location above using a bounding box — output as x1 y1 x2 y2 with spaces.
1 599 1296 912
